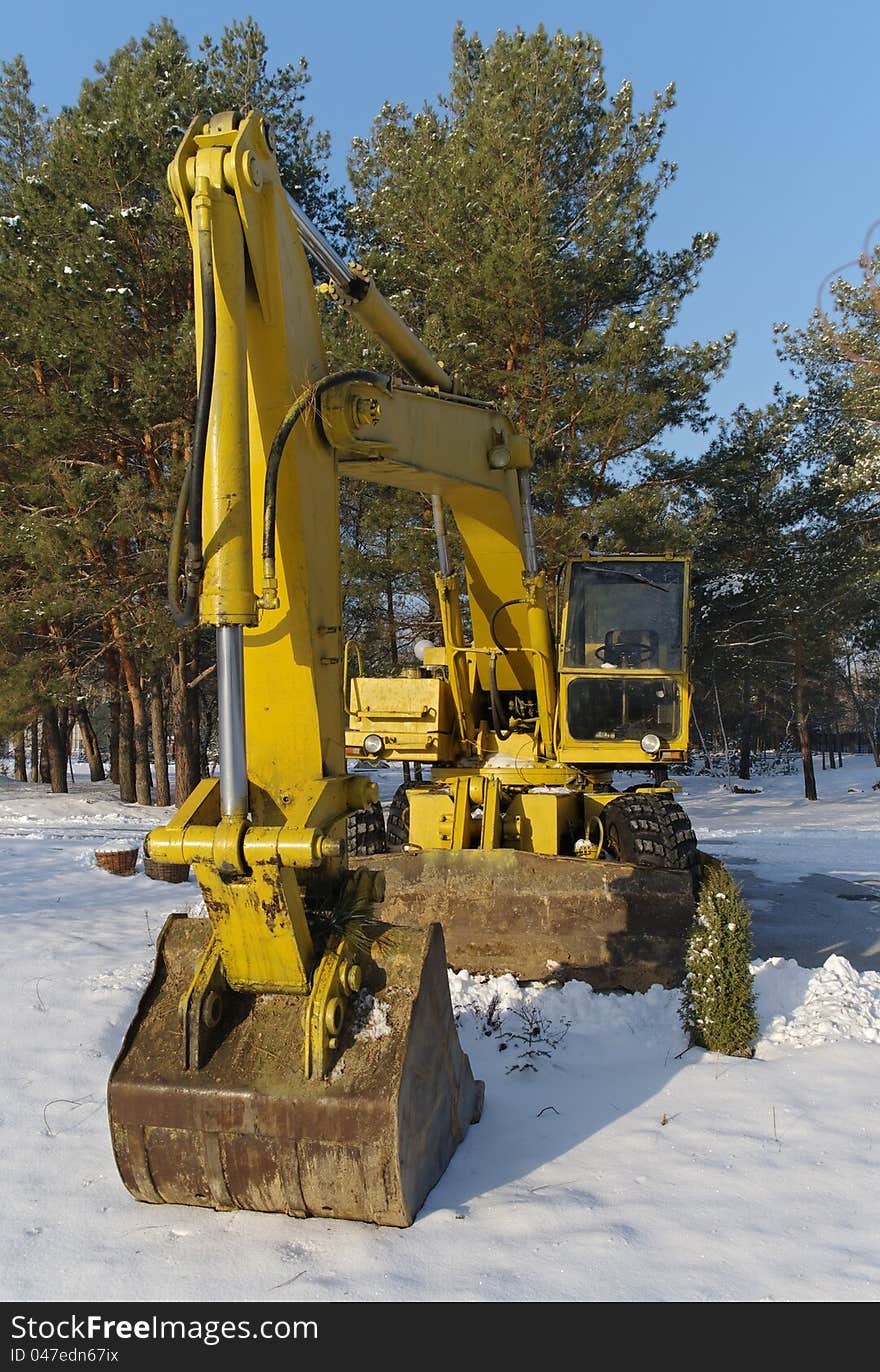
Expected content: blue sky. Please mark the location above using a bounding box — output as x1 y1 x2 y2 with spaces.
4 1 879 452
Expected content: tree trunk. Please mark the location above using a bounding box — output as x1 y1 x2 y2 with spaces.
39 720 52 783
188 647 204 779
13 730 26 782
149 677 171 808
827 727 836 768
383 529 399 669
112 631 152 806
191 635 214 779
199 687 212 779
57 704 69 750
29 720 39 782
74 703 105 782
118 695 137 803
41 707 68 794
737 679 752 781
845 657 879 767
862 721 878 766
57 706 70 784
128 678 153 806
712 674 730 784
793 633 817 801
107 652 121 785
170 640 200 804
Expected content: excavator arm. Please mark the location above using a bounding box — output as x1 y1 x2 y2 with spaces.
166 110 557 759
107 111 484 1228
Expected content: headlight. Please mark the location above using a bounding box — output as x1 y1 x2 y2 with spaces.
641 733 661 755
363 734 384 756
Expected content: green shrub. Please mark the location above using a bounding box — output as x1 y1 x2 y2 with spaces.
681 855 758 1056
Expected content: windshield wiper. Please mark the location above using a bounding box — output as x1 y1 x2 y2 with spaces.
587 567 669 593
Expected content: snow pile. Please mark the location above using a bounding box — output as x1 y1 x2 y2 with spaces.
453 951 880 1056
331 991 392 1079
450 969 683 1052
351 989 392 1040
754 954 880 1047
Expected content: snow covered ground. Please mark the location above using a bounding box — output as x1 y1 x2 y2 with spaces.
682 761 880 975
1 756 878 1302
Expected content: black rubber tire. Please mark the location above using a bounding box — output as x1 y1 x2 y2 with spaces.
602 792 699 893
385 784 412 851
346 800 387 857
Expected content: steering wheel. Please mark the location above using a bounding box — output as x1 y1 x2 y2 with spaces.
594 642 655 666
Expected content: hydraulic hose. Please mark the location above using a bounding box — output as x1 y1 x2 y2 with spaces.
488 598 527 742
260 369 384 603
168 216 216 628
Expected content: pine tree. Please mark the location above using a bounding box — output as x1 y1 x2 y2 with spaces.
681 856 757 1057
319 24 735 667
0 23 205 801
345 24 732 563
0 54 73 785
668 398 875 794
0 24 340 796
0 55 48 203
777 255 880 504
775 269 880 774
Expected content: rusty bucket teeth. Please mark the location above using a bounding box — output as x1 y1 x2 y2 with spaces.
108 914 481 1227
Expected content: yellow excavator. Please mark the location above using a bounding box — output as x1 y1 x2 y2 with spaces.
108 109 697 1229
345 545 697 988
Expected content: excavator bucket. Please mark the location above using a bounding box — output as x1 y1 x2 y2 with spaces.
108 914 482 1227
355 850 695 991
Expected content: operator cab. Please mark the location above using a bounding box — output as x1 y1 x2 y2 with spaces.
557 555 690 764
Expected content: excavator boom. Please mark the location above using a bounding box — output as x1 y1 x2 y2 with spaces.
108 111 482 1228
